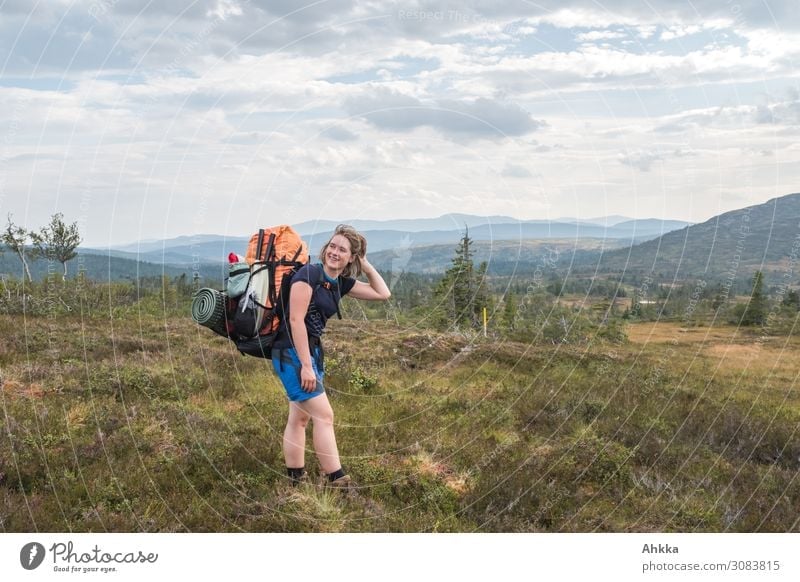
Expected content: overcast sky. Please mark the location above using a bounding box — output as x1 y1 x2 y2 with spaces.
1 0 799 246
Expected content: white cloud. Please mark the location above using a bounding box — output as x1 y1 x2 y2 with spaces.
320 126 359 141
636 25 657 39
3 0 800 243
501 163 533 178
660 25 702 41
618 150 664 171
539 8 642 30
206 0 243 20
576 30 627 42
753 93 800 125
652 93 800 134
345 88 545 138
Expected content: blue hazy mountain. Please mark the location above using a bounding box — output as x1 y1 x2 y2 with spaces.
86 215 690 266
593 192 800 278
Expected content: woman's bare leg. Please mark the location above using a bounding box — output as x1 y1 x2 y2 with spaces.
297 393 341 474
283 402 311 468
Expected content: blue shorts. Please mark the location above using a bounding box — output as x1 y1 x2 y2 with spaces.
271 345 325 402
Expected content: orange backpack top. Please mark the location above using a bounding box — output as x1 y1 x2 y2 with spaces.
245 224 308 267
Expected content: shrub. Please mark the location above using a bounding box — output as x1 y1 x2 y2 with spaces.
349 366 378 392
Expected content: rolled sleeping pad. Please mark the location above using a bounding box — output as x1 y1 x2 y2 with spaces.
191 288 229 338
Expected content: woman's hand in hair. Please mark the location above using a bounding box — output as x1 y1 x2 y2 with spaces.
360 255 375 274
348 256 391 301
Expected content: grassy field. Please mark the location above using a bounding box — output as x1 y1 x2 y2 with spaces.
1 312 798 532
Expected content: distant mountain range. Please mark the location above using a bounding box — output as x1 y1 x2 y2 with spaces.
9 196 800 285
90 215 691 267
591 192 800 280
367 238 632 276
107 215 640 249
334 198 800 282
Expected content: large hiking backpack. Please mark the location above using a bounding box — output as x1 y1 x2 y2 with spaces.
191 225 308 359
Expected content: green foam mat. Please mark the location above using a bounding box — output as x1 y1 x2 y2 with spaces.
191 288 229 337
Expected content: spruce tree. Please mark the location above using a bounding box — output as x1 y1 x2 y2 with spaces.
742 270 768 326
783 289 800 310
452 227 475 326
501 292 517 332
434 228 478 329
474 260 491 325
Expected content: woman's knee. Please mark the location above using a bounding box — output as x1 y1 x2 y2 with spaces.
287 407 311 428
316 407 334 426
309 400 334 426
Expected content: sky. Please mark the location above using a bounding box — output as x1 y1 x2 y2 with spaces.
1 0 799 246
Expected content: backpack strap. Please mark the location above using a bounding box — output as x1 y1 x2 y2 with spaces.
255 229 265 261
281 263 340 320
285 245 303 265
317 265 342 320
335 275 343 320
264 233 277 307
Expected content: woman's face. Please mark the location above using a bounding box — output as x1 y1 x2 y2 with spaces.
324 234 353 271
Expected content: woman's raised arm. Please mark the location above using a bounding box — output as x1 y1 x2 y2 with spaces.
347 257 391 301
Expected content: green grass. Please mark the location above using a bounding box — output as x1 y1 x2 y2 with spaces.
1 314 799 532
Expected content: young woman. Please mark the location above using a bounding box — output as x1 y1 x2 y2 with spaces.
271 224 391 489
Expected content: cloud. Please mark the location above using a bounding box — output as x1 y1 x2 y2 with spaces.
653 106 739 133
345 88 544 138
4 1 799 98
3 0 800 245
652 92 800 134
225 131 268 145
534 1 800 32
4 1 800 78
754 93 800 125
320 126 359 141
618 150 664 171
576 30 627 42
8 153 66 162
617 147 700 171
501 163 533 178
660 25 702 41
636 25 657 39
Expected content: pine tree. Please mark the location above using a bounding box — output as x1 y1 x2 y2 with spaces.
742 270 768 326
629 288 641 318
782 289 800 310
452 228 475 326
501 292 517 332
433 228 478 329
474 260 491 326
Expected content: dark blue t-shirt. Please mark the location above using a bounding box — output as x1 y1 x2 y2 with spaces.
274 263 356 346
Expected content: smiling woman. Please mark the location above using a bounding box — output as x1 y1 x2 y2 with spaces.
270 224 391 491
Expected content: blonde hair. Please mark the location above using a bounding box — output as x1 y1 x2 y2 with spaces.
319 224 366 279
